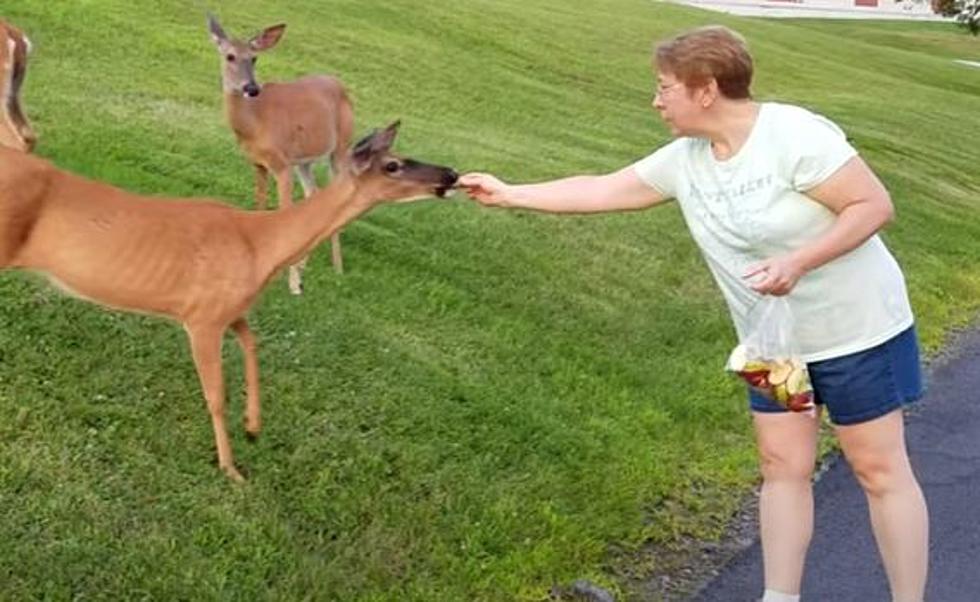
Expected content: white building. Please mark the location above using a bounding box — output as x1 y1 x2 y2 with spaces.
669 0 948 20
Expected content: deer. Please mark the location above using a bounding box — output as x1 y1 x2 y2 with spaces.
207 13 354 294
0 20 36 153
0 121 458 481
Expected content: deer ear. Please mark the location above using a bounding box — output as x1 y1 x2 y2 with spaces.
350 129 379 175
206 14 228 45
250 24 286 52
371 120 401 152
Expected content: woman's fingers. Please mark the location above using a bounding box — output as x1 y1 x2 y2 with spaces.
744 262 771 293
457 173 482 188
459 173 493 189
750 273 791 296
743 260 770 281
458 174 489 196
747 265 782 294
458 173 505 204
745 256 801 296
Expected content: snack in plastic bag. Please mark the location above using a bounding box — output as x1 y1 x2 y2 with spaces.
725 296 816 413
727 345 815 412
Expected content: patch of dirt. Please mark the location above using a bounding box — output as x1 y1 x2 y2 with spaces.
614 489 761 601
612 448 841 601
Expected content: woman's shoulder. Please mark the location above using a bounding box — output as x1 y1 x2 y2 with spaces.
644 135 702 161
761 101 844 132
762 101 820 123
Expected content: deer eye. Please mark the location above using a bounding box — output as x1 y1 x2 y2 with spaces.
226 54 236 62
383 161 400 174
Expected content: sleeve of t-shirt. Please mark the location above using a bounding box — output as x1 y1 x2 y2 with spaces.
631 138 687 199
790 111 858 192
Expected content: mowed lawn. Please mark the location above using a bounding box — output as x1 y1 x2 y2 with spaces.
1 1 979 600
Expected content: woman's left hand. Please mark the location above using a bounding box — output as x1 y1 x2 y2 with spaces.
743 255 807 296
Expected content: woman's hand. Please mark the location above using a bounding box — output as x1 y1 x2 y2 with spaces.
458 173 513 207
744 254 807 296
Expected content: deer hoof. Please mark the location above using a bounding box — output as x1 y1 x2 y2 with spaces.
245 416 262 439
223 465 247 483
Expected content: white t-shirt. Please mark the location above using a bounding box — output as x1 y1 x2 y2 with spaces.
633 102 913 362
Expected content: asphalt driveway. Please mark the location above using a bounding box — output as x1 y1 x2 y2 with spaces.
691 326 980 601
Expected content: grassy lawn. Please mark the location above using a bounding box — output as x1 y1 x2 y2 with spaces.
2 1 979 600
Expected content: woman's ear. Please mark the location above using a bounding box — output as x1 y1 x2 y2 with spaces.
702 79 720 108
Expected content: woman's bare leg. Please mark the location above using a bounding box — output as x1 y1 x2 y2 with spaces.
836 409 928 602
754 408 822 595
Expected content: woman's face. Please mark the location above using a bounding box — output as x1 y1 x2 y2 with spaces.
652 71 705 137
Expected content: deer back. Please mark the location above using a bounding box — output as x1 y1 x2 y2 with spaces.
225 75 351 166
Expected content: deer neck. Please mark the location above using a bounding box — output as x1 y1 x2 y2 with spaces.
252 177 374 276
223 92 263 142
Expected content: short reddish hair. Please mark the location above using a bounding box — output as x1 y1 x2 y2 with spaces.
654 26 753 100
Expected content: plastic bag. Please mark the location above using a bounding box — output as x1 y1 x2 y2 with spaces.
726 296 815 412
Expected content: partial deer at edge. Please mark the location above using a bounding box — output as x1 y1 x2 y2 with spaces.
208 14 353 293
0 20 36 152
0 122 458 482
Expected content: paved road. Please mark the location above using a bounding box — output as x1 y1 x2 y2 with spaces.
691 327 980 601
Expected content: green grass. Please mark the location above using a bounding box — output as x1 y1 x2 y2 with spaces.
2 1 979 600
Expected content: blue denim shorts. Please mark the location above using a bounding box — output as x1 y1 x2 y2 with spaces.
749 325 924 426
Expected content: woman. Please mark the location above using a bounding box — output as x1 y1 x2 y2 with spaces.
460 26 927 602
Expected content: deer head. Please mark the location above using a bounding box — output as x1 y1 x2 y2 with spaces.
0 21 36 152
207 14 285 98
346 121 459 204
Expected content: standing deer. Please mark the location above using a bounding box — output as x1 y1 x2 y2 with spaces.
0 20 36 153
207 14 354 293
0 122 458 481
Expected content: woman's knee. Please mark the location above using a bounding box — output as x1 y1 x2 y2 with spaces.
758 444 816 482
838 411 917 497
848 453 915 498
754 413 820 482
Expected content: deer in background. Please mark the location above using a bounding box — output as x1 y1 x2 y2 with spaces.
0 20 36 153
0 122 458 481
207 14 354 292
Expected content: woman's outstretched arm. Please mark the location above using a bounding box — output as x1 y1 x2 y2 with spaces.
459 164 668 214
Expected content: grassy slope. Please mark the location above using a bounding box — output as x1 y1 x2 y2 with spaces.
1 1 978 600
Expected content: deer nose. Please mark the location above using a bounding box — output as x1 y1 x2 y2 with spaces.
442 169 459 187
243 83 260 97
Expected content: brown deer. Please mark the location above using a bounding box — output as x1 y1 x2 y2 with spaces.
0 122 458 481
0 20 36 153
207 14 354 293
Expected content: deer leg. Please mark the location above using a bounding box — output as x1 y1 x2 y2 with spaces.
186 324 244 482
254 164 270 210
294 164 317 278
296 162 344 275
325 98 354 271
295 162 317 197
290 167 312 284
272 168 305 295
332 97 355 178
273 166 294 209
319 161 344 275
231 318 261 440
